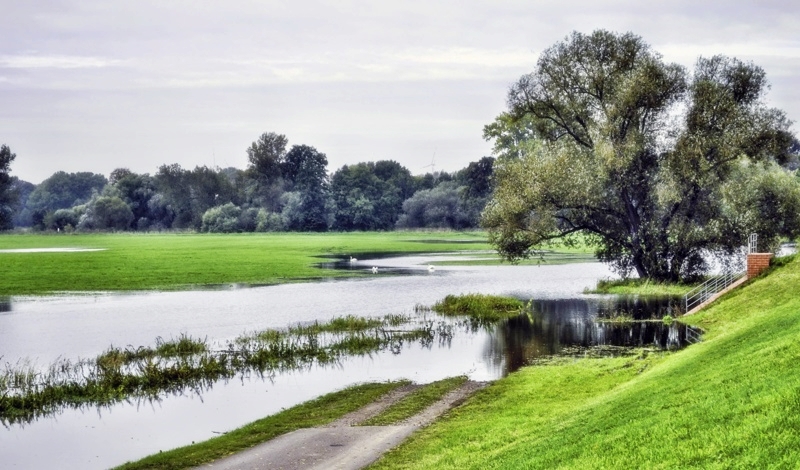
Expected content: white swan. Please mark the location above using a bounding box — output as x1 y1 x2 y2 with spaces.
349 256 357 263
427 265 435 271
371 266 379 273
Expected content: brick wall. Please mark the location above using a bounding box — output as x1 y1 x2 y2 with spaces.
747 253 773 279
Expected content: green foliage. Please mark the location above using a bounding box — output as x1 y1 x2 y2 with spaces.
396 182 474 229
10 177 35 227
43 208 80 231
115 381 406 470
25 170 107 228
153 164 236 230
432 294 524 320
330 160 414 230
112 170 157 228
0 144 16 230
201 203 242 233
371 255 800 469
247 132 288 186
483 30 799 282
254 208 285 232
91 196 135 230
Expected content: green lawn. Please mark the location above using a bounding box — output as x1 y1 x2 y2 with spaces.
0 231 490 295
370 255 800 469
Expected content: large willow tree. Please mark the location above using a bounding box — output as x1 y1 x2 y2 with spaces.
483 30 800 282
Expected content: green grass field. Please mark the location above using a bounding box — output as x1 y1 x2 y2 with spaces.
0 231 491 295
370 255 800 469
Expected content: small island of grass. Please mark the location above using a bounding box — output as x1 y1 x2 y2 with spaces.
431 294 524 321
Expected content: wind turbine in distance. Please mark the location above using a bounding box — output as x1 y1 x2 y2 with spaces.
422 151 438 183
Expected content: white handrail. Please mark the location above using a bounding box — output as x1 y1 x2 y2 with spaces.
684 269 746 313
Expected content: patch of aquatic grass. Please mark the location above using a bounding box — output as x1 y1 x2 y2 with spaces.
361 376 468 426
371 255 800 469
155 335 208 356
383 313 410 326
292 315 385 335
0 315 451 424
588 278 695 296
96 335 208 369
595 315 635 325
432 294 524 321
115 381 408 470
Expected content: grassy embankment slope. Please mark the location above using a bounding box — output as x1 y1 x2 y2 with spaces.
372 255 800 469
0 232 490 295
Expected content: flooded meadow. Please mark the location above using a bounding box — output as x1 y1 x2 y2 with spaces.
0 254 698 469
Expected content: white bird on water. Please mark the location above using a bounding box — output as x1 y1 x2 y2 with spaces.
427 265 435 272
349 256 357 263
371 266 379 274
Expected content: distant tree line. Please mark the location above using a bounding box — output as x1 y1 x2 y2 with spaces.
0 133 495 233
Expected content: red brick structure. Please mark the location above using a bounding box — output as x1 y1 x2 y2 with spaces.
747 253 773 279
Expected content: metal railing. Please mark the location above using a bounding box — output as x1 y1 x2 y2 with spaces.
684 269 746 313
749 233 758 254
685 326 703 344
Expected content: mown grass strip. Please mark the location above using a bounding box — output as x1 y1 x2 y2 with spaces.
369 256 800 468
114 381 408 470
360 376 468 426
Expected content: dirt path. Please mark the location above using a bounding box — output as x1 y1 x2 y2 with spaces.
196 380 487 470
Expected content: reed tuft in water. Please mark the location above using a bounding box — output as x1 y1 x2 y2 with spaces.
0 315 451 425
432 294 524 321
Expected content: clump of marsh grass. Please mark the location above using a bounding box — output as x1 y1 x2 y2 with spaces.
595 315 636 325
0 315 452 425
432 294 524 321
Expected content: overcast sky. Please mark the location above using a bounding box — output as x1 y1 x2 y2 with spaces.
2 1 799 184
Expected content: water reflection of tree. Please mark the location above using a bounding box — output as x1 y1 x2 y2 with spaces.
483 298 697 375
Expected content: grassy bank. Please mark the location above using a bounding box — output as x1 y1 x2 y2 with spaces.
587 277 695 296
371 255 800 468
115 381 407 470
0 231 490 295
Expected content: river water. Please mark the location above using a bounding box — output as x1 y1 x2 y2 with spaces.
0 255 694 469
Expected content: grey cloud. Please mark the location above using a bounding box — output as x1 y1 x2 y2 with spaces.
1 1 798 183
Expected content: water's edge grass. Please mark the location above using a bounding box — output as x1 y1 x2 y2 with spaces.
587 277 695 296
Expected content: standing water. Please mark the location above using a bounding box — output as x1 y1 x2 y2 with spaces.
0 256 697 469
